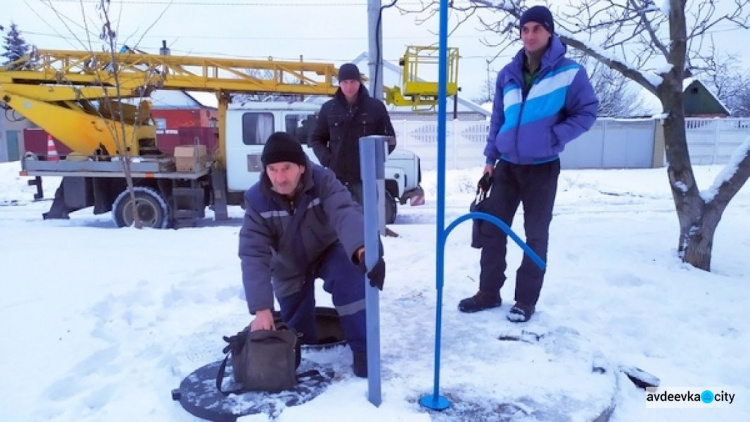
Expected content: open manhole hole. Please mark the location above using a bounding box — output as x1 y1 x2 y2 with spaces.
273 306 347 350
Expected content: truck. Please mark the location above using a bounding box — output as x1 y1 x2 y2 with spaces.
0 47 458 228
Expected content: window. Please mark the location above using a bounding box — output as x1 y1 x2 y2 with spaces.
285 113 318 145
242 113 274 145
155 118 167 130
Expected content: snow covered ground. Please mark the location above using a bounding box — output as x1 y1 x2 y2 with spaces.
0 160 748 421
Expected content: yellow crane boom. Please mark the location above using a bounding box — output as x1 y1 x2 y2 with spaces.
0 49 339 159
0 46 459 159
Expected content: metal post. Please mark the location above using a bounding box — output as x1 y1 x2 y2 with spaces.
377 140 387 234
367 0 384 101
359 135 386 406
419 0 451 411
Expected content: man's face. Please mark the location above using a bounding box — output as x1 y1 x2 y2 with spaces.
266 162 305 197
521 22 551 55
340 79 361 101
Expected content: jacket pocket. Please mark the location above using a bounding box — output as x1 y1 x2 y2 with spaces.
358 112 378 136
517 126 555 159
327 114 345 141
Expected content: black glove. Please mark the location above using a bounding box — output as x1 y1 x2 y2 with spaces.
359 254 386 291
478 172 493 193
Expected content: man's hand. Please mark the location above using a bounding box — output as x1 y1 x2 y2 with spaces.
483 164 494 178
250 308 275 331
358 251 386 291
478 171 493 193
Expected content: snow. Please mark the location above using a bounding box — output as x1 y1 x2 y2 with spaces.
702 136 750 202
659 0 671 16
1 160 749 421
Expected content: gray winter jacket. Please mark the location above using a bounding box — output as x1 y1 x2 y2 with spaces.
238 160 365 313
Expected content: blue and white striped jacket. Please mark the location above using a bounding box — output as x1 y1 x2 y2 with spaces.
484 36 599 165
238 160 364 313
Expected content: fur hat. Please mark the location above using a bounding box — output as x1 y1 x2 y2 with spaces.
338 63 362 82
261 132 306 167
520 5 554 34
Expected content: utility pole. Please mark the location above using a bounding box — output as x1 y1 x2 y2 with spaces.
367 0 384 100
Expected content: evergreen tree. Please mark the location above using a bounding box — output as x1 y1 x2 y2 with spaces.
2 23 32 66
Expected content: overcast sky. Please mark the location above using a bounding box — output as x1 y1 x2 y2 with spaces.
4 0 750 102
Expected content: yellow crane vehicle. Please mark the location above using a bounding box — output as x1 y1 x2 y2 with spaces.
0 46 459 228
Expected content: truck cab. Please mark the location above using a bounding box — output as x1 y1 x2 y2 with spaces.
224 102 423 223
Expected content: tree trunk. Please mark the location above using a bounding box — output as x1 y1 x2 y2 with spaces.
681 202 724 271
661 97 712 270
661 0 710 271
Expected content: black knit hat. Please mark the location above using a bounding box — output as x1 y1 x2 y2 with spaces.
338 63 362 82
261 132 306 167
520 5 554 34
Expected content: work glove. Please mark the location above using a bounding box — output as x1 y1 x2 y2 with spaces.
359 253 386 291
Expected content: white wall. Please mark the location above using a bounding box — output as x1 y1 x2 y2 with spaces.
391 118 750 170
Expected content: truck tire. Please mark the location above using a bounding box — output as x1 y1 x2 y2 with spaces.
385 190 397 225
112 186 169 229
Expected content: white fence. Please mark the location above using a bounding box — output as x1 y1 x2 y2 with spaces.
392 117 750 170
684 118 750 165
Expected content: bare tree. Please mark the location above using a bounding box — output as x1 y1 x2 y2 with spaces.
40 0 172 228
728 79 750 117
401 0 750 271
698 50 750 117
472 59 496 105
569 51 643 117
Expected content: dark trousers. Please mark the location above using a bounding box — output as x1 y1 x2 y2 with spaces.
277 242 366 352
478 159 560 306
345 181 364 206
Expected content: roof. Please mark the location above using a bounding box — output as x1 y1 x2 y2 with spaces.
682 78 731 116
639 78 730 117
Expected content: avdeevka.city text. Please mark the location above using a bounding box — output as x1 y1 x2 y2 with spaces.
646 389 735 404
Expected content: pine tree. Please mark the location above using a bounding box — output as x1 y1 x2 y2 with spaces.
2 23 32 66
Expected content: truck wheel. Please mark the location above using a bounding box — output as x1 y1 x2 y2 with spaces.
385 191 397 224
112 186 169 229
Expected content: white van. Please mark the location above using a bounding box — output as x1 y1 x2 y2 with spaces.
225 102 424 223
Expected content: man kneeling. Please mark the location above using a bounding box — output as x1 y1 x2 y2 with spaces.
238 132 385 378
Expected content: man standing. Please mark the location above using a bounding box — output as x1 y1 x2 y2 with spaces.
239 132 385 377
459 6 598 322
309 63 396 205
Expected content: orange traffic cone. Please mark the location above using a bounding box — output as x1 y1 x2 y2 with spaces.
46 134 60 162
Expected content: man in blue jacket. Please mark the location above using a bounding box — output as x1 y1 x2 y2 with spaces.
239 132 385 377
459 6 598 322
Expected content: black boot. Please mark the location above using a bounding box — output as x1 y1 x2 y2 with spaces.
458 290 502 313
352 350 367 378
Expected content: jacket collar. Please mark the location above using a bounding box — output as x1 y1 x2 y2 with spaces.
509 35 567 80
334 84 370 107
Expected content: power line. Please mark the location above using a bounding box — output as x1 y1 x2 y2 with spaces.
42 0 371 5
21 29 486 42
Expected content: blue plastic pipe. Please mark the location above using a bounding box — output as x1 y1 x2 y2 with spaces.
418 0 546 412
418 0 451 410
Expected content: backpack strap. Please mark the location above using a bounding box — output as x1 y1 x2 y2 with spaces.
215 331 246 395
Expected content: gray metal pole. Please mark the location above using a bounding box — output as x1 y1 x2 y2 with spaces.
377 141 387 234
367 0 384 100
359 135 386 406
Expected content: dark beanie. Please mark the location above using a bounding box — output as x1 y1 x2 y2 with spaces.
338 63 361 82
520 5 554 34
261 132 306 167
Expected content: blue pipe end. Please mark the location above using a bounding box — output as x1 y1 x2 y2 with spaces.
419 394 451 410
